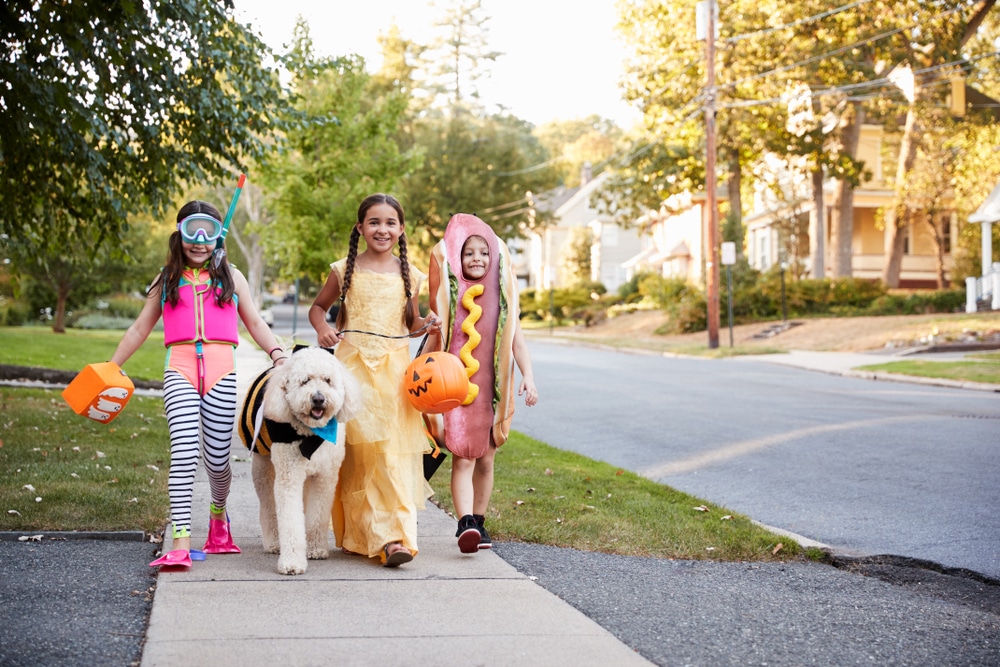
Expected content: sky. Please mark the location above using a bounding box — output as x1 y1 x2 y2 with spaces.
231 0 642 129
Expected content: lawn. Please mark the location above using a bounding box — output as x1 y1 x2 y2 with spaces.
0 324 805 563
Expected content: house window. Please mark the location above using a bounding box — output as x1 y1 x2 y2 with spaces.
759 234 769 269
942 215 952 254
904 226 910 255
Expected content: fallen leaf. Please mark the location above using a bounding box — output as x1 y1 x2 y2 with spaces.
772 543 784 555
554 495 565 499
515 500 525 506
34 497 42 503
7 510 20 516
72 447 81 452
70 473 79 478
544 468 554 476
96 451 106 458
22 484 35 492
615 469 624 476
706 546 716 551
693 505 710 512
555 518 562 523
128 498 138 503
721 515 733 520
526 487 535 492
147 464 159 472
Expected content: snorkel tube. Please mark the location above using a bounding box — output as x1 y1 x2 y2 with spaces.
212 173 246 268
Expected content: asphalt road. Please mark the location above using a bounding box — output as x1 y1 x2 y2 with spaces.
512 338 1000 581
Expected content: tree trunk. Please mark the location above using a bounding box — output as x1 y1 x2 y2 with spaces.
882 97 921 288
830 102 865 277
810 167 825 278
52 283 70 334
929 215 947 288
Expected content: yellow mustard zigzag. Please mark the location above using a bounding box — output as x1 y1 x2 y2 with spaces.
459 284 484 405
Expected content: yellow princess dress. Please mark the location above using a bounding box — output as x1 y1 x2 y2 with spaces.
329 259 430 562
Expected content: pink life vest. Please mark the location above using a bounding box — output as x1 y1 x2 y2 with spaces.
162 271 239 347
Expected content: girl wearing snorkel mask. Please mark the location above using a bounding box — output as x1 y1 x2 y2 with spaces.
111 199 286 569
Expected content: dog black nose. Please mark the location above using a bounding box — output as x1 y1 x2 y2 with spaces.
311 392 326 408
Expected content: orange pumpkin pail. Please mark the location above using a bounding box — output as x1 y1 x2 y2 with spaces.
403 352 469 414
62 362 135 424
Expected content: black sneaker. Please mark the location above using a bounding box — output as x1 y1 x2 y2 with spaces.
456 514 480 553
474 514 492 549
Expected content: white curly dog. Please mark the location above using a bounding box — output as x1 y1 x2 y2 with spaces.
239 346 362 575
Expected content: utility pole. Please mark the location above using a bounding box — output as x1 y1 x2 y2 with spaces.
703 0 720 349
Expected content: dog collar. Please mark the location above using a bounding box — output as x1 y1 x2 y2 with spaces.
262 418 325 460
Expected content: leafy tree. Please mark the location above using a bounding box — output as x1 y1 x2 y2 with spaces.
392 1 558 247
399 112 557 247
0 0 292 330
534 116 623 187
876 0 997 287
262 23 420 283
561 227 594 286
420 0 502 112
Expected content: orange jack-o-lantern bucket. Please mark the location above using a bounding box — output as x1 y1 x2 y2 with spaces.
62 362 135 424
404 352 469 414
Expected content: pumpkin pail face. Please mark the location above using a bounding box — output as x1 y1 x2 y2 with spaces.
404 352 469 414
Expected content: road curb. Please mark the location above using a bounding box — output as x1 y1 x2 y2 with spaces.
0 530 148 542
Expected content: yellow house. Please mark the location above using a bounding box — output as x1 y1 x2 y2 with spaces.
743 124 955 288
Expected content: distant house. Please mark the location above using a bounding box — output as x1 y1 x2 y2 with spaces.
621 190 721 286
743 123 953 288
522 165 642 292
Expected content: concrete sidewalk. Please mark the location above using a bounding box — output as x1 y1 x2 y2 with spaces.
140 340 650 667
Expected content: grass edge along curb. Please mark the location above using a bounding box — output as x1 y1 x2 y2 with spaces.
430 431 803 564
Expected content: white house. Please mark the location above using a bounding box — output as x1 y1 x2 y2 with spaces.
524 166 642 292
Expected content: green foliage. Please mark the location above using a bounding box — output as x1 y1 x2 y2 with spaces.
264 26 419 283
863 290 966 316
0 298 31 326
0 389 170 534
1 1 291 329
519 286 609 324
0 0 292 253
855 358 1000 385
399 112 558 249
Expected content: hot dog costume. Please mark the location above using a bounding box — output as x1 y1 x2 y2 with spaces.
430 214 519 459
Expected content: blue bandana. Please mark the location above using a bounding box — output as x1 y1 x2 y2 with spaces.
311 420 339 443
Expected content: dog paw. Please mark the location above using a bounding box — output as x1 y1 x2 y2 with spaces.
306 547 330 560
277 558 306 575
263 543 280 554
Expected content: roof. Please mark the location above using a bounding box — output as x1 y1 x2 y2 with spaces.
969 181 1000 224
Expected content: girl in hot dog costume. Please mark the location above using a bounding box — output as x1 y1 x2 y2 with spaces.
428 214 538 553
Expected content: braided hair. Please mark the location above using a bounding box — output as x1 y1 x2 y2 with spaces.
156 201 235 307
336 193 416 332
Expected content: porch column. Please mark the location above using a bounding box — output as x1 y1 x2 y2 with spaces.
982 221 993 277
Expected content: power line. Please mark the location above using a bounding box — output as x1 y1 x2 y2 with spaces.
724 0 874 44
720 5 966 92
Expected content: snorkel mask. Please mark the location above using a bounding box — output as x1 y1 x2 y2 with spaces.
178 214 224 244
181 173 245 269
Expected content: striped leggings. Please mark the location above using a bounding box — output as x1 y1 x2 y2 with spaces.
162 370 237 534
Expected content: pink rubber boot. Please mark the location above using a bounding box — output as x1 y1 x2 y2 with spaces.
203 513 241 554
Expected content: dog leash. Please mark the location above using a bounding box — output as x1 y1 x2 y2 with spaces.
338 322 432 339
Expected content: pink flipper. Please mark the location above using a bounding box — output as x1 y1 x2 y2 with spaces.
149 549 192 568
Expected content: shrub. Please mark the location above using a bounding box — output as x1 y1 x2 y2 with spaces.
0 297 31 326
